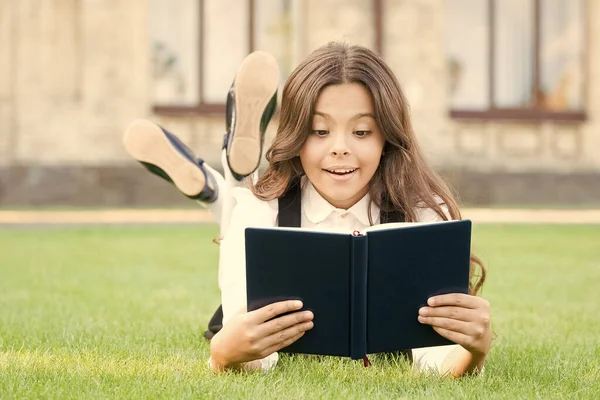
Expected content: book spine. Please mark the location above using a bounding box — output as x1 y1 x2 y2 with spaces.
349 234 368 360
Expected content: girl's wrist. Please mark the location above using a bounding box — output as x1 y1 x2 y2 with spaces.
442 345 487 377
208 354 258 373
209 352 244 372
463 348 488 375
208 355 230 372
209 338 241 372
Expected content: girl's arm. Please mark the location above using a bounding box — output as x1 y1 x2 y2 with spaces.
211 189 313 372
209 300 313 372
417 293 491 377
414 202 490 376
440 345 486 377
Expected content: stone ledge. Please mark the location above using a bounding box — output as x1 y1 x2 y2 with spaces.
1 165 599 207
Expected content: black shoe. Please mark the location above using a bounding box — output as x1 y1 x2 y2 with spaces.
223 51 280 181
123 119 218 202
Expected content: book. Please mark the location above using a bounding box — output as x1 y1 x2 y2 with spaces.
245 219 472 360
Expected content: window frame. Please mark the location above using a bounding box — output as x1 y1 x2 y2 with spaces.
153 0 384 116
449 0 588 122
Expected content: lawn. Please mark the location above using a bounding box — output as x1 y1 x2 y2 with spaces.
0 224 599 399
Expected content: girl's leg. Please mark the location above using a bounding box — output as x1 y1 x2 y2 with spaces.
123 119 225 223
122 117 256 235
203 52 279 340
218 149 259 237
124 50 278 243
218 51 279 236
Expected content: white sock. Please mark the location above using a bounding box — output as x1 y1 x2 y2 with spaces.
220 149 258 237
195 162 226 225
194 150 258 238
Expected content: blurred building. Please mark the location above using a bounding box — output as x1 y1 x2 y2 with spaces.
0 0 598 207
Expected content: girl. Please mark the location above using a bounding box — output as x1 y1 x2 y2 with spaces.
124 43 491 376
209 42 491 376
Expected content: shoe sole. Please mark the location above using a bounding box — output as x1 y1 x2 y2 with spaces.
229 51 280 177
123 119 207 197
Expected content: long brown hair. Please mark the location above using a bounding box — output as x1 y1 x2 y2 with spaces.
252 42 486 295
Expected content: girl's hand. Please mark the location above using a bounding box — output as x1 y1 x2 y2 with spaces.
418 294 491 360
210 300 314 371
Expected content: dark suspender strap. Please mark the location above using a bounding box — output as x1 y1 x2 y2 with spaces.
277 179 403 226
277 178 302 228
380 208 405 223
204 305 223 340
380 194 405 223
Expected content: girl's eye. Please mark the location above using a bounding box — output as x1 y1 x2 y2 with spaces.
354 130 371 137
312 130 328 137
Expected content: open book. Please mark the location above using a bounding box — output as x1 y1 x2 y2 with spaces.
245 219 471 360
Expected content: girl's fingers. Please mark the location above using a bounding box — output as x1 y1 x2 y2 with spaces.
418 306 479 323
418 316 473 336
427 294 489 310
430 326 471 346
261 320 314 350
250 300 304 323
262 330 308 356
258 310 314 337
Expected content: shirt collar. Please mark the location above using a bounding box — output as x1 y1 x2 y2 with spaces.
302 178 380 226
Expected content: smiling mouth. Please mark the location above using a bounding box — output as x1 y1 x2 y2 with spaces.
324 168 357 175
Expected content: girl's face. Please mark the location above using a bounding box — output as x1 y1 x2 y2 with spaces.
299 83 385 210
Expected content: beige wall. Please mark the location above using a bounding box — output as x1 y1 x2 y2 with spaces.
383 0 451 167
0 0 598 206
1 0 597 170
0 0 149 166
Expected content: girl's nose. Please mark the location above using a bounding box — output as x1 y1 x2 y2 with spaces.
330 132 350 156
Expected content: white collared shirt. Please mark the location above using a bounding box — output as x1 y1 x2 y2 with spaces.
217 179 457 372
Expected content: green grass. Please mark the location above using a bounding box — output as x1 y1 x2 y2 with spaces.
1 224 599 399
464 203 600 210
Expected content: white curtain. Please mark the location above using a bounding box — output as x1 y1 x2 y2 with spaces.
202 0 250 104
494 0 534 108
149 0 200 106
445 0 490 110
540 0 584 111
254 0 294 82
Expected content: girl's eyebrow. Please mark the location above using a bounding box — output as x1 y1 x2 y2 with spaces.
313 111 330 119
313 111 375 120
352 113 376 121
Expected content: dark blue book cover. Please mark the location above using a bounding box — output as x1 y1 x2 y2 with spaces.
245 220 471 359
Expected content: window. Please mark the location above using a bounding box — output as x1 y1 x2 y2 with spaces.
446 0 586 121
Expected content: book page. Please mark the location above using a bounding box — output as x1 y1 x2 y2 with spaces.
246 220 468 236
246 225 349 235
362 220 447 234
